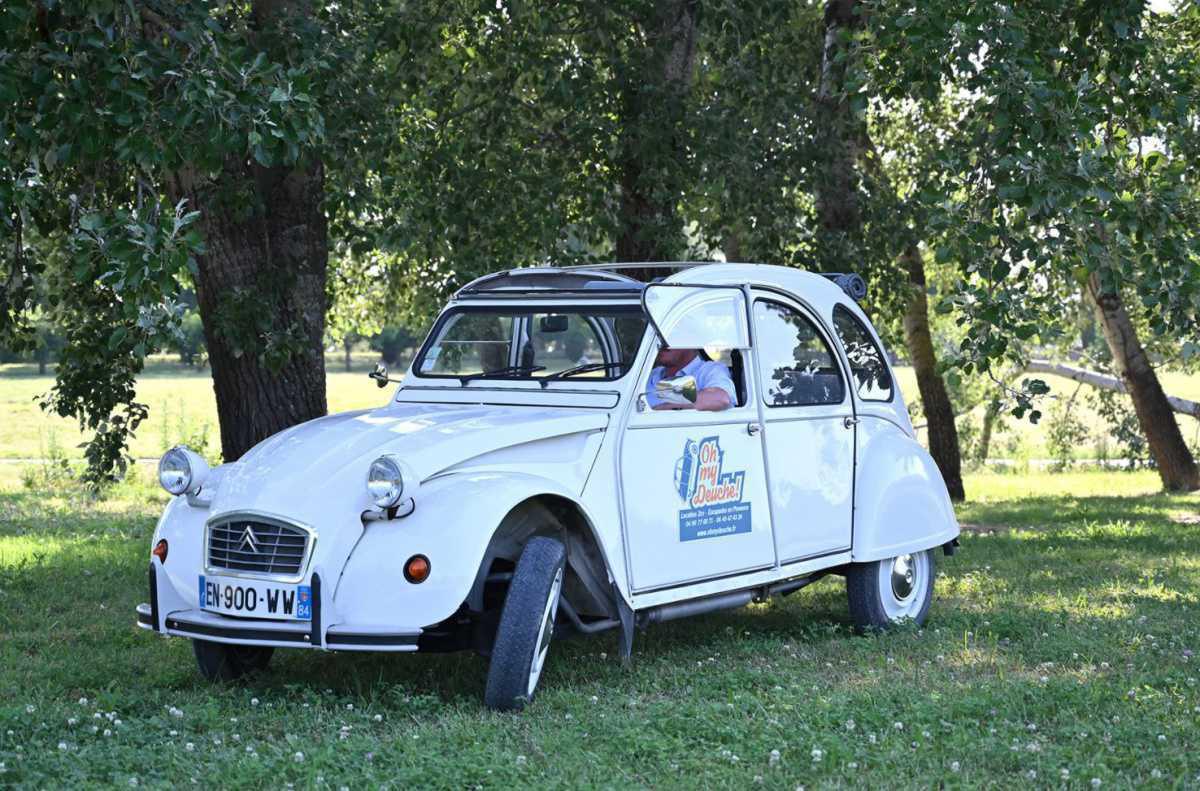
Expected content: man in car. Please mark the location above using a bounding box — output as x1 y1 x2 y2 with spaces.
646 347 735 411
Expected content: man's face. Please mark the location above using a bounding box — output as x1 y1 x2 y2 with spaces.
655 347 699 372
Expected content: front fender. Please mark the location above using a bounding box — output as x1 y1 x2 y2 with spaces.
334 471 609 629
852 418 959 563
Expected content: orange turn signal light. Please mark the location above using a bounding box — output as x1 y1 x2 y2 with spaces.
404 554 430 584
152 539 169 564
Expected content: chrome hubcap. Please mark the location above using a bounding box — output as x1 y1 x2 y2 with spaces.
527 567 563 697
890 554 916 601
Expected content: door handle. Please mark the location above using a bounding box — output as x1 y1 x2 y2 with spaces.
843 416 860 429
747 422 762 436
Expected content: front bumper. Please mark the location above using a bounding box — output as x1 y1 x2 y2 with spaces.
138 561 420 652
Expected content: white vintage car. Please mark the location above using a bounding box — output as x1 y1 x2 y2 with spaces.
137 263 959 710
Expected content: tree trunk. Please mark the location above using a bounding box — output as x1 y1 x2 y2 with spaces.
900 246 965 501
813 0 864 249
615 0 699 275
1026 359 1200 419
1086 272 1199 491
344 337 353 372
160 0 329 463
978 399 1000 462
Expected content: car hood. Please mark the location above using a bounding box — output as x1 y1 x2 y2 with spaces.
208 403 608 519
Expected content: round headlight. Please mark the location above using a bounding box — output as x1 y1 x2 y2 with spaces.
158 446 209 496
367 455 404 508
158 447 193 495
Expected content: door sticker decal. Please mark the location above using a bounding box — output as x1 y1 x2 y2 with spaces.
675 436 752 541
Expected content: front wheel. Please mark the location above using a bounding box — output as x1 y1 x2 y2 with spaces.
846 550 935 630
484 536 566 712
192 640 274 682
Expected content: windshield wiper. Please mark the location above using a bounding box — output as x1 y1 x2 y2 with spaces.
458 365 545 385
539 362 628 388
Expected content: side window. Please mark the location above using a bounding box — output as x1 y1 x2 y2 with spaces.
753 301 845 407
832 305 893 402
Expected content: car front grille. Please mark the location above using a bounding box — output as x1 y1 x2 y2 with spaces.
207 518 310 577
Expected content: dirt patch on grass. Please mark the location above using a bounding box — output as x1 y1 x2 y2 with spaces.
958 523 1011 535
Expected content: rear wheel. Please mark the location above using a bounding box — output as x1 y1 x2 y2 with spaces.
846 550 935 630
192 640 274 681
484 536 566 711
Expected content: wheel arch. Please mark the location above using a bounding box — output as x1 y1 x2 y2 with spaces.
467 492 621 622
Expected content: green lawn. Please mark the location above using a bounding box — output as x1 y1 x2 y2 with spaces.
1 469 1197 787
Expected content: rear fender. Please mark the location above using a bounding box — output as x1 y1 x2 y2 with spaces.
852 418 959 563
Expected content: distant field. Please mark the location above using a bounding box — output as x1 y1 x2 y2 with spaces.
1 356 1198 464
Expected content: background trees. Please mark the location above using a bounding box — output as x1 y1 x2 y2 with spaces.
2 0 1197 493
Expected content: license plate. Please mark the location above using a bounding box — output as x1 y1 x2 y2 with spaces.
198 575 312 621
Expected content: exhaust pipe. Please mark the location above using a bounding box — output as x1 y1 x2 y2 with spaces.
640 589 755 625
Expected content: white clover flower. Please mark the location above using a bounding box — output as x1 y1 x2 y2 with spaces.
1061 768 1070 780
250 698 260 706
114 720 122 727
810 748 823 763
169 730 178 737
600 652 608 660
1026 770 1037 780
373 714 383 722
346 704 354 711
590 695 598 703
91 726 99 734
93 712 102 720
1157 734 1166 742
58 742 69 751
246 746 255 754
769 749 781 767
232 734 240 742
753 775 763 784
169 707 183 718
67 718 78 726
293 752 305 763
844 719 855 731
868 734 877 745
950 761 960 773
129 778 139 787
103 729 112 738
516 755 527 766
1090 778 1102 788
848 762 858 770
25 705 34 714
78 697 88 706
893 721 904 731
1152 769 1163 779
185 743 195 752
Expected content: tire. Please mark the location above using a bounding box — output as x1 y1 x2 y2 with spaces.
846 550 935 630
484 536 566 712
192 640 274 682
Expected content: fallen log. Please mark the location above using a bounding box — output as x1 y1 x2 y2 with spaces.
1026 359 1200 420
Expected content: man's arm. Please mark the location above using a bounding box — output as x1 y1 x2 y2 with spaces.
694 387 732 411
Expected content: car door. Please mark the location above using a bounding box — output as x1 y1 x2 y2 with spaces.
621 285 776 592
751 293 855 564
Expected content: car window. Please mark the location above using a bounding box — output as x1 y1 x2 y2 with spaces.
420 313 515 375
753 300 845 407
528 314 607 375
832 304 893 402
416 306 646 381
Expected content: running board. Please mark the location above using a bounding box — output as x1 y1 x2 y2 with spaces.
638 572 824 627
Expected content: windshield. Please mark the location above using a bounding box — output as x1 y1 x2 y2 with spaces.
414 305 647 383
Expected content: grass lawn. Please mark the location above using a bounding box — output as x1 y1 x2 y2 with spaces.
1 468 1198 787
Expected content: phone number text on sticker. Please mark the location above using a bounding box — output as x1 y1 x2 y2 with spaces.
199 575 312 621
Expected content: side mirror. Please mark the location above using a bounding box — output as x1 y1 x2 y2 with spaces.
369 363 390 388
